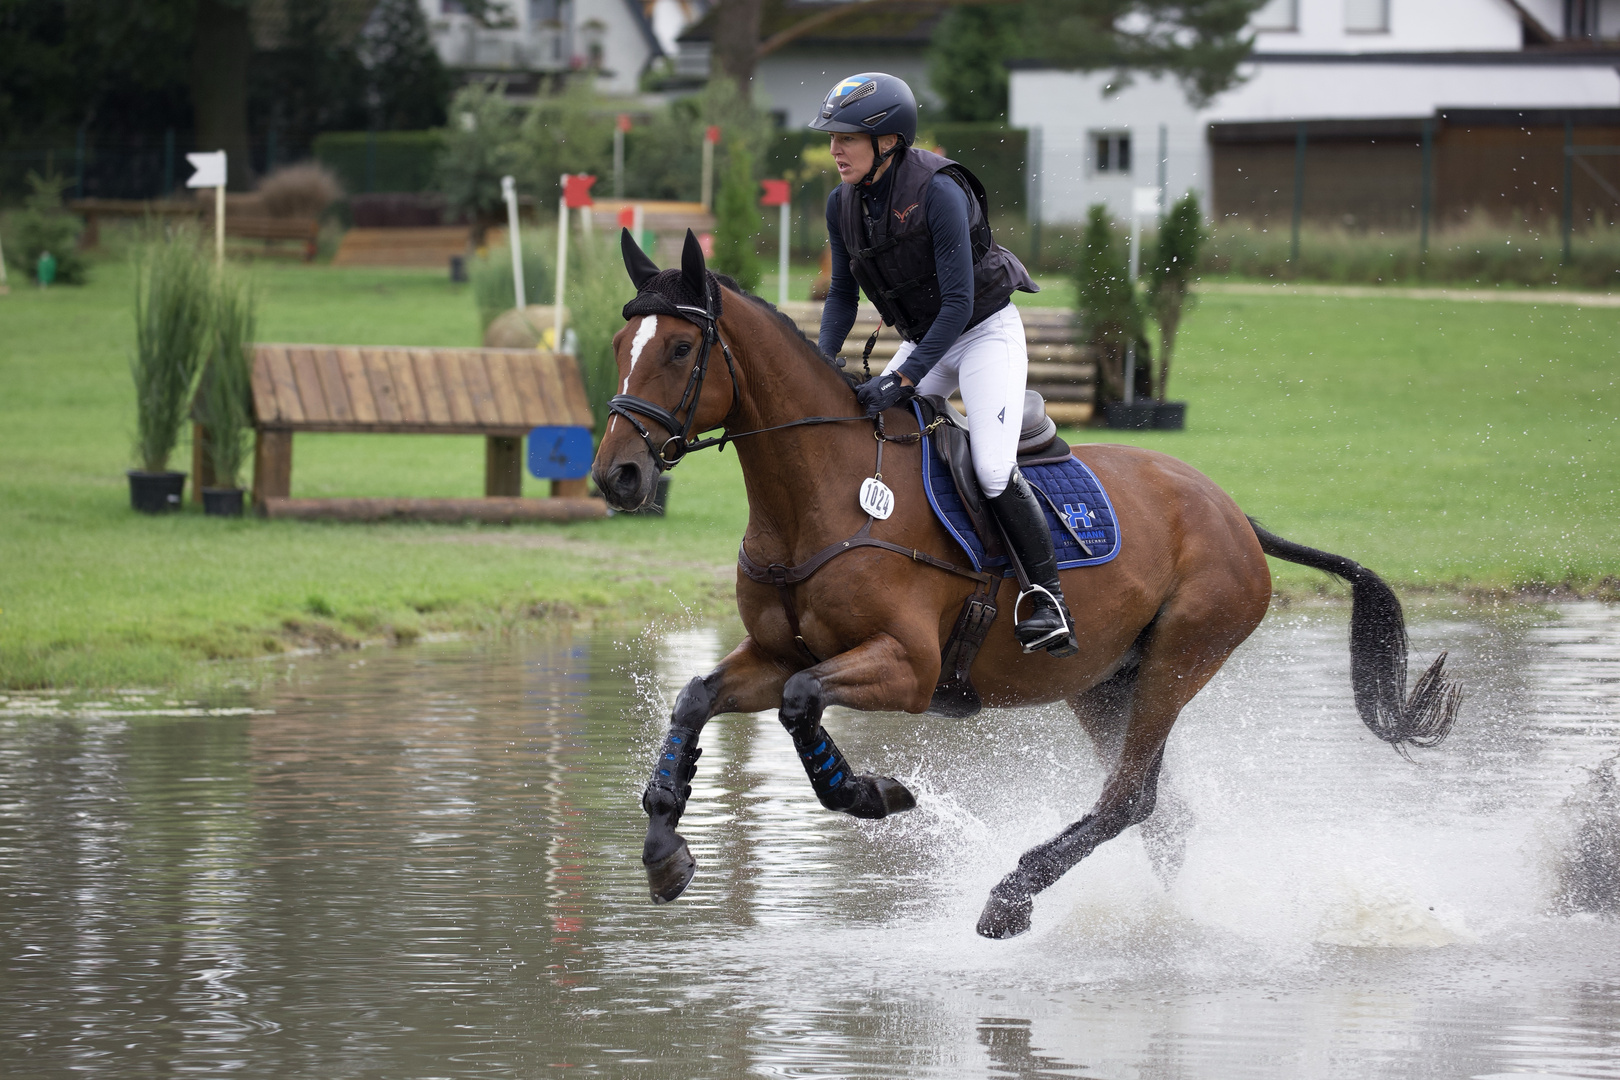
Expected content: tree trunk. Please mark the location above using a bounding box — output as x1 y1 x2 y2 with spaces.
710 0 763 97
192 0 254 190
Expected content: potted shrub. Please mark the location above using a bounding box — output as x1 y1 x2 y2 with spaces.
1074 204 1154 428
1144 192 1207 430
197 272 256 517
129 232 210 512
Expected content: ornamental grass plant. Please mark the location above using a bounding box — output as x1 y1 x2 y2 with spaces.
198 271 258 489
567 238 632 429
131 229 211 472
470 230 556 332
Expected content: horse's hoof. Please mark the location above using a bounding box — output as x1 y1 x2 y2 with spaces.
644 837 696 905
835 775 918 819
976 883 1033 939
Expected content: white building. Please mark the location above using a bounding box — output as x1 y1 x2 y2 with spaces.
1010 0 1620 224
420 0 667 96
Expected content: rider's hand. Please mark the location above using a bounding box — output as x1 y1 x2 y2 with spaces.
856 373 915 417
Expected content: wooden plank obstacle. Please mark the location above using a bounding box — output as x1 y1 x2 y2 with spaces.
777 302 1096 425
247 344 606 522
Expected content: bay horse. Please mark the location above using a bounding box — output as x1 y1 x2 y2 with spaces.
593 231 1461 939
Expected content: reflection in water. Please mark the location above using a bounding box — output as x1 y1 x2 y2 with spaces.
1 604 1618 1078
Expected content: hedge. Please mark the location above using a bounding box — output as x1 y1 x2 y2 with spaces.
312 130 445 195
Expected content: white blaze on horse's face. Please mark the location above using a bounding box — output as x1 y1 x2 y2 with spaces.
610 314 660 434
626 315 658 391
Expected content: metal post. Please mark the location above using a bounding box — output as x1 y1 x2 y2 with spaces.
555 177 569 352
1026 126 1042 267
162 128 175 196
1157 123 1168 212
613 123 625 198
502 175 525 310
1291 122 1306 265
779 200 790 306
1563 117 1575 266
701 126 717 211
1419 116 1434 261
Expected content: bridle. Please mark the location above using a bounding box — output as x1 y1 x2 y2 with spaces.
605 293 892 472
606 301 740 471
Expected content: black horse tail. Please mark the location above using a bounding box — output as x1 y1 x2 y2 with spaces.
1248 517 1462 755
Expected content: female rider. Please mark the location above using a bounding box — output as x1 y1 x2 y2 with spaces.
811 72 1077 657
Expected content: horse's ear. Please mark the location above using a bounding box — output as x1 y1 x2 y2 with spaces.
680 228 707 301
621 228 660 290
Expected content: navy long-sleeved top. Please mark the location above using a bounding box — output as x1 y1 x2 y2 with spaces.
818 168 975 385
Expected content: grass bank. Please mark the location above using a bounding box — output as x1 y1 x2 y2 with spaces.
1 259 1615 690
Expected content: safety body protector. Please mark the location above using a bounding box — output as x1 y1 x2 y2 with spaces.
835 148 1035 345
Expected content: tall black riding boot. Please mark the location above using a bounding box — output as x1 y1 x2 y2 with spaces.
987 471 1079 658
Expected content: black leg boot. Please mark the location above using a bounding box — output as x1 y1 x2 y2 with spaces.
987 471 1079 658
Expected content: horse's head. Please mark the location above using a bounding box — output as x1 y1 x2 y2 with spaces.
591 229 738 512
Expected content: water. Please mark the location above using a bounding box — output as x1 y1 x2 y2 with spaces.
2 602 1618 1078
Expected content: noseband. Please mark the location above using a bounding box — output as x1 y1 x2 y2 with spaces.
606 303 740 471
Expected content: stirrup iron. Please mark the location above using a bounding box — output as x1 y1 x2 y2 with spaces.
1012 583 1074 654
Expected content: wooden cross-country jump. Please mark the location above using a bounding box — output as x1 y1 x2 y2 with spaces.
248 344 606 522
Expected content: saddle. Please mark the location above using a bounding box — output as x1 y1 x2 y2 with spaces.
916 391 1072 565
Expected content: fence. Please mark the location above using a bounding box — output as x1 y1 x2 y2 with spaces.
1210 107 1620 261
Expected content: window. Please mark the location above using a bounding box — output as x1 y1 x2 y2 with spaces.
1345 0 1389 32
1253 0 1298 31
1093 132 1132 174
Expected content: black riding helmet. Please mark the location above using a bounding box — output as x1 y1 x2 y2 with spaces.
807 72 918 186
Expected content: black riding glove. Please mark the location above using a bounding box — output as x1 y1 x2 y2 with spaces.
856 373 914 417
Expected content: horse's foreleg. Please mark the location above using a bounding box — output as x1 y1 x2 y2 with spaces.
778 631 933 820
643 637 789 904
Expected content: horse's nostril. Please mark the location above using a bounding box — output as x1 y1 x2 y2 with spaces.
611 463 642 501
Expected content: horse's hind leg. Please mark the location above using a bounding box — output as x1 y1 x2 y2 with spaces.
978 600 1257 939
1070 669 1192 885
643 637 789 904
778 631 936 819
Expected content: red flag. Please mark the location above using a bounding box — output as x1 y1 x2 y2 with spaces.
697 232 715 257
705 125 720 145
759 179 790 207
617 205 636 229
617 113 632 133
563 174 597 209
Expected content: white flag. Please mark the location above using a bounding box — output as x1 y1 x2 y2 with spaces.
186 151 227 189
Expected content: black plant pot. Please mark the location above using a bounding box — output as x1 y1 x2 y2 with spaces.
1102 400 1158 430
631 475 672 517
1153 401 1188 430
202 487 245 517
128 470 186 514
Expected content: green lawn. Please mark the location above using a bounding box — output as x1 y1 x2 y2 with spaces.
1 257 1615 690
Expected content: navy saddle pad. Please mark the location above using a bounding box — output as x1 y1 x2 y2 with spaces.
914 402 1121 575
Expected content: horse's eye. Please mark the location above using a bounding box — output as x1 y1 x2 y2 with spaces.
673 341 692 359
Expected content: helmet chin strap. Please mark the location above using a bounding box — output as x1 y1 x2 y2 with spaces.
857 135 905 187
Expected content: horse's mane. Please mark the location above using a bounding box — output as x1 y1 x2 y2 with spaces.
719 280 860 391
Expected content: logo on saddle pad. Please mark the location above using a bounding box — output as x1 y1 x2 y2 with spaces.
1063 503 1097 530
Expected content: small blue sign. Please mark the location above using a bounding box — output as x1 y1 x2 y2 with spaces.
527 426 594 480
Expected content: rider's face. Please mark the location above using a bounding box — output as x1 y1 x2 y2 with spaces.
830 132 898 185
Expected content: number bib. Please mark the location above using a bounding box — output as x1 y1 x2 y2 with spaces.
859 477 895 520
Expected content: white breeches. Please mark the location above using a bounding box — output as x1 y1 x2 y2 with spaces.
884 303 1028 497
